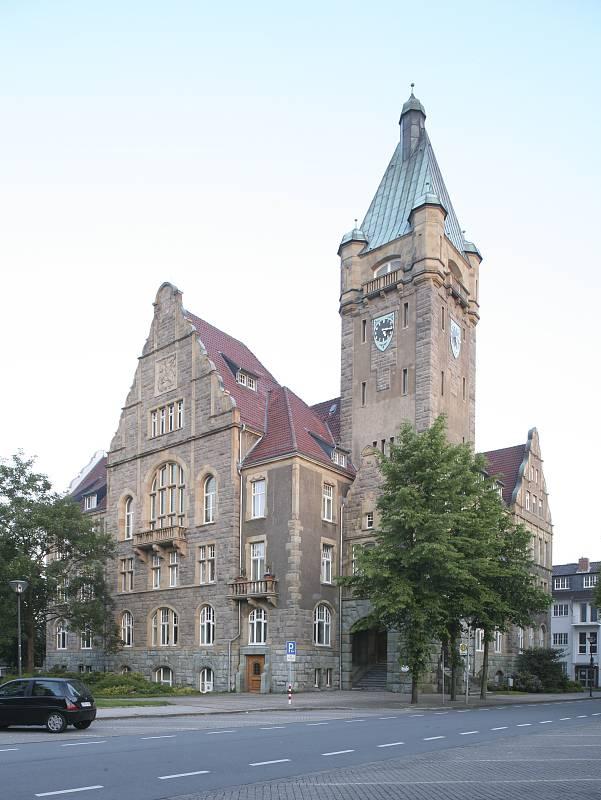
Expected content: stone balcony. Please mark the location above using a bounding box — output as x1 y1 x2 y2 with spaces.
363 269 401 297
133 525 187 559
446 276 469 308
228 577 278 606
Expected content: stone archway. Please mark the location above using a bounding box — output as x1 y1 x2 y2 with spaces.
351 624 387 688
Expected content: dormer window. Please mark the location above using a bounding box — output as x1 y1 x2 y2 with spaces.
331 450 347 468
84 494 97 511
374 258 401 278
236 370 257 391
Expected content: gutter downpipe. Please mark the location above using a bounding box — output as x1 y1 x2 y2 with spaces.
339 498 345 689
227 423 245 692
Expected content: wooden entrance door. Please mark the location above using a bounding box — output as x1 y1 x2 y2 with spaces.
246 655 264 692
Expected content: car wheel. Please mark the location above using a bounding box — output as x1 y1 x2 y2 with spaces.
73 720 92 730
46 712 67 733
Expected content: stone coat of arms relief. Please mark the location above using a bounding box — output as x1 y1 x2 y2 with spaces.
155 354 177 395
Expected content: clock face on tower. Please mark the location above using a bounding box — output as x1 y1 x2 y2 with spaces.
373 313 395 352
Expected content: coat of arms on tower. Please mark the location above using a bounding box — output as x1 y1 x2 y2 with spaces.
155 353 178 395
450 319 461 359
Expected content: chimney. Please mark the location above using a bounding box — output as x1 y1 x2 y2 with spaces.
577 557 590 573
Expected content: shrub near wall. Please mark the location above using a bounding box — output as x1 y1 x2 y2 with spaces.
515 648 569 692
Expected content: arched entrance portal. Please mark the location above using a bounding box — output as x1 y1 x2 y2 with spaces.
351 626 387 688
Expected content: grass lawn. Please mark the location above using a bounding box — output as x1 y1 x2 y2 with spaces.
95 698 173 708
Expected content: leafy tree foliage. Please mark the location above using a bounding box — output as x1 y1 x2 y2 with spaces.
0 453 117 670
516 647 569 692
340 416 549 703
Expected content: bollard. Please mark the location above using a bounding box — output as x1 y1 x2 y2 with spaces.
288 683 292 705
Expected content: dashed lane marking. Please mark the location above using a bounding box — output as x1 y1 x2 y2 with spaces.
322 750 355 756
158 771 210 780
141 735 176 740
205 730 234 735
61 741 106 747
0 748 19 752
539 721 552 724
260 726 286 730
378 716 397 720
459 731 479 735
423 736 445 741
516 723 532 727
491 726 508 730
560 717 572 720
35 788 103 797
344 719 366 723
377 741 404 748
306 722 328 726
410 714 424 717
250 759 291 766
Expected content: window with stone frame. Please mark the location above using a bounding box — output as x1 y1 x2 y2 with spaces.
169 550 179 587
120 557 134 592
199 604 215 646
121 611 133 647
151 608 178 647
475 628 484 652
80 625 92 650
149 462 185 529
494 630 503 653
322 484 334 522
198 543 216 584
199 667 214 693
248 608 267 644
203 475 216 524
151 553 161 589
314 603 331 646
365 511 374 530
150 400 184 438
56 621 67 650
251 479 265 518
124 496 134 539
154 666 173 686
321 543 334 584
250 541 265 581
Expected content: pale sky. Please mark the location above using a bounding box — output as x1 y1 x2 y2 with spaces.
1 1 599 564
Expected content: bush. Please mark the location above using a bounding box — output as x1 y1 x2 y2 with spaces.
9 670 199 697
513 671 544 693
563 680 585 692
516 648 569 692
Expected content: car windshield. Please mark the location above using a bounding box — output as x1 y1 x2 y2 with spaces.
66 680 91 698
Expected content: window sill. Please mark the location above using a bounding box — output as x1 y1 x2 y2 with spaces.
201 520 216 527
314 643 332 649
149 429 183 440
320 581 334 587
199 581 216 586
322 518 336 525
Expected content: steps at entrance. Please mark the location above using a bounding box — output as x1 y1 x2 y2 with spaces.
353 663 387 690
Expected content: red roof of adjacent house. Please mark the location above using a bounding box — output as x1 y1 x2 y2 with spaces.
185 312 352 475
482 443 526 506
310 397 341 442
70 455 108 513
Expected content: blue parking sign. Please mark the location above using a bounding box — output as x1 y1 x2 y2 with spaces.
286 641 296 656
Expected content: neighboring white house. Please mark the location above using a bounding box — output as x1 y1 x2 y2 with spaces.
551 557 600 688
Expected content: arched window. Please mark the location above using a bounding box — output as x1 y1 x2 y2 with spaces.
249 608 267 644
124 496 134 540
151 608 179 647
374 259 401 278
200 667 214 693
154 666 173 686
150 463 185 529
121 611 133 647
314 604 331 646
56 621 67 650
204 476 216 524
200 605 215 646
80 625 92 650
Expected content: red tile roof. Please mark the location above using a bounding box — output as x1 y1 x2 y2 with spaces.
482 443 526 506
185 311 280 432
310 397 341 442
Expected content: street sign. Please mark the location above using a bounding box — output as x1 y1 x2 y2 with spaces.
286 641 296 656
286 654 296 662
459 643 468 656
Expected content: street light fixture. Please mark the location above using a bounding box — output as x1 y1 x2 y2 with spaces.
9 580 28 677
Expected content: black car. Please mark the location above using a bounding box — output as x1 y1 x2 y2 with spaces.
0 677 96 733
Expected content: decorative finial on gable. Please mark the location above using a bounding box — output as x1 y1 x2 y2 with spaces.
410 82 415 96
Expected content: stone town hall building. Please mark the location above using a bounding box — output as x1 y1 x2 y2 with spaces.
46 91 553 692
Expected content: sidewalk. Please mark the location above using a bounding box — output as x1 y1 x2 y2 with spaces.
96 689 599 720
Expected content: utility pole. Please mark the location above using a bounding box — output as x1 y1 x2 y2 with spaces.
9 580 29 676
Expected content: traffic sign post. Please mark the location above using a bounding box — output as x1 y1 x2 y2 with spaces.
285 642 296 698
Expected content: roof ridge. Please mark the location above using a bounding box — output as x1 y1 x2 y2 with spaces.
283 387 298 451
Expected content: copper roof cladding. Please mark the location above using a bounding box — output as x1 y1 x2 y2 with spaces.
185 311 280 433
70 455 107 512
359 95 466 255
482 443 527 506
185 311 352 475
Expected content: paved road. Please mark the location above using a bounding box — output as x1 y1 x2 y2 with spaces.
1 698 600 799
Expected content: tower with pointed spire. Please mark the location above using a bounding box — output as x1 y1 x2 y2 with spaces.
338 88 482 468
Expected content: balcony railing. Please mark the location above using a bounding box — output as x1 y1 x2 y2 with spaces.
228 577 278 605
363 269 401 297
447 276 469 308
134 525 187 549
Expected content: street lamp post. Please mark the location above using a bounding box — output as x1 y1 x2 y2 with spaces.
9 580 29 677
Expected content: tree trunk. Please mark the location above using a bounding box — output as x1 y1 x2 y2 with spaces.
480 635 490 700
449 623 460 701
411 673 419 704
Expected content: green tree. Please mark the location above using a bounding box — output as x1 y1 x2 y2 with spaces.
0 453 117 670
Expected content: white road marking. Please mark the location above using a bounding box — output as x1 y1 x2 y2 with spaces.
249 759 291 766
378 716 396 720
516 723 531 727
491 726 508 730
344 719 365 723
410 714 424 717
158 771 210 780
434 712 448 715
205 730 234 735
424 736 445 741
35 788 103 797
307 722 328 726
260 726 285 730
61 741 106 747
459 731 479 735
378 741 404 748
477 708 490 711
322 750 354 756
141 735 176 740
592 713 601 716
577 715 588 718
539 720 552 724
560 717 572 720
456 710 470 713
0 748 19 752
